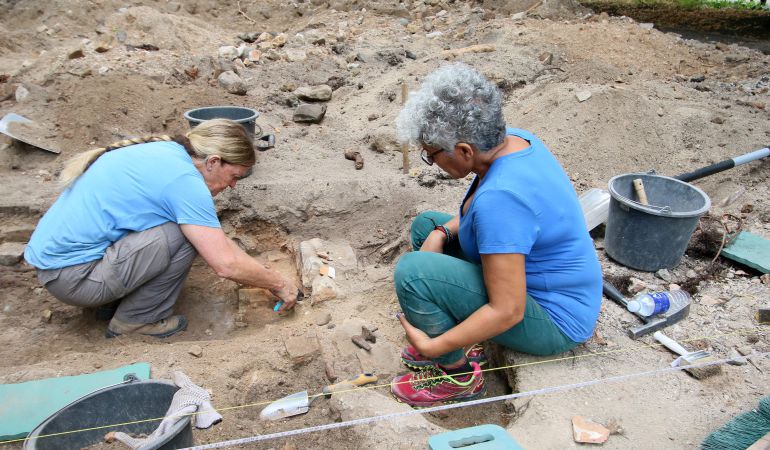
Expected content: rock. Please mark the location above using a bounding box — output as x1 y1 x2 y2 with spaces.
285 49 307 62
284 333 320 366
572 416 610 444
655 269 672 283
639 23 654 30
369 131 399 153
15 85 29 102
293 103 327 123
299 238 358 288
355 340 403 379
331 390 444 445
218 45 239 60
295 84 333 101
727 348 747 366
272 33 287 47
188 345 203 357
361 325 377 343
686 269 698 279
417 173 437 187
690 74 706 82
512 12 527 20
351 335 371 351
627 277 646 294
311 276 339 304
1 225 35 243
42 309 52 322
575 90 592 102
246 49 261 62
256 32 272 43
0 242 25 266
217 71 247 95
405 49 417 60
68 48 85 59
304 29 326 45
710 116 725 124
316 312 332 326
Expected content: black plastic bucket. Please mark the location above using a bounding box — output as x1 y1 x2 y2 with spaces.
605 173 711 271
23 379 192 450
184 106 260 136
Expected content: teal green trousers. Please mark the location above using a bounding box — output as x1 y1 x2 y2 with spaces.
394 211 578 365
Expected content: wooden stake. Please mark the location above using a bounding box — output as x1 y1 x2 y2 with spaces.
401 82 410 174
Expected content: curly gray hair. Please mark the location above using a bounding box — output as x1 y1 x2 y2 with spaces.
396 63 505 154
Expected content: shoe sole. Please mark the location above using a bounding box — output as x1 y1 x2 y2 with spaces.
391 385 487 408
105 316 188 339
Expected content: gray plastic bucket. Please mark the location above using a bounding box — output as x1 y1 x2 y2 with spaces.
23 378 192 450
605 173 711 271
184 106 260 135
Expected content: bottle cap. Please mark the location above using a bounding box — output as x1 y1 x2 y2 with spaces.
627 300 641 313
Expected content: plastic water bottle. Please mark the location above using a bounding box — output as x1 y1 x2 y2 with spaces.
626 290 691 317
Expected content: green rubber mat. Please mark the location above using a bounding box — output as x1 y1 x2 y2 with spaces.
722 231 770 274
0 362 151 442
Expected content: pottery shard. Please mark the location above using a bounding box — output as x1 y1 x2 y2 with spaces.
295 84 332 101
572 416 609 444
293 103 327 123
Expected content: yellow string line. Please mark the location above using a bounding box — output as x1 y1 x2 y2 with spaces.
5 324 768 446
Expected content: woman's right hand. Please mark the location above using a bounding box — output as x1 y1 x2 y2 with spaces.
419 229 447 253
271 277 299 311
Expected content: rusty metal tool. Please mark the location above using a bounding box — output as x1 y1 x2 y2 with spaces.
603 280 690 339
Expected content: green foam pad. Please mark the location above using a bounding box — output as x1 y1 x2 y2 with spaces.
722 231 770 274
0 362 151 442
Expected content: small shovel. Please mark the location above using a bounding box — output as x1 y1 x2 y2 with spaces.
0 113 60 154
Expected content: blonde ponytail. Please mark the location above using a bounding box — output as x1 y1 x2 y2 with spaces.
59 136 173 188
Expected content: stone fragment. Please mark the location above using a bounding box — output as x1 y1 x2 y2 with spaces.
15 85 29 102
361 326 376 343
572 416 609 444
627 277 646 294
188 345 203 357
1 225 35 243
0 242 25 266
304 29 326 45
316 312 332 326
247 49 261 62
655 268 672 282
284 334 320 366
42 309 52 322
218 45 239 60
272 33 287 47
311 276 339 304
639 23 654 29
295 84 332 101
351 335 371 351
285 49 307 62
218 71 247 95
293 103 327 123
256 31 272 43
710 116 725 124
325 361 337 382
576 90 592 102
727 348 747 365
68 48 85 59
369 132 398 153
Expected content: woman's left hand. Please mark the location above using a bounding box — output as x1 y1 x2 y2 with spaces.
397 312 436 358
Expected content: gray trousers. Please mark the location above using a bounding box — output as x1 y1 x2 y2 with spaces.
37 222 197 324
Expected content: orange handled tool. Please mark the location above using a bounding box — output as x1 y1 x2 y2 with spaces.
322 373 378 398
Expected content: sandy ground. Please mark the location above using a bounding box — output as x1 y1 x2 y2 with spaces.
1 1 769 449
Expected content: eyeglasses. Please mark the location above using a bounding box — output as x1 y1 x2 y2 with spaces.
421 147 444 166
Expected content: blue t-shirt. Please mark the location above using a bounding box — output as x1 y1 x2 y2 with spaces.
25 141 220 269
458 128 602 343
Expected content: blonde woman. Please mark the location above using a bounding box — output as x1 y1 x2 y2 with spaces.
24 119 298 338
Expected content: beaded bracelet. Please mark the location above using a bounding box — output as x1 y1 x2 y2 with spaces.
434 225 454 243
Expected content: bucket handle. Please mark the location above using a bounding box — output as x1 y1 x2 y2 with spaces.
623 198 673 215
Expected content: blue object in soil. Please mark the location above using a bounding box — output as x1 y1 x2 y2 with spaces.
274 301 283 312
428 424 524 450
0 362 151 442
183 106 260 135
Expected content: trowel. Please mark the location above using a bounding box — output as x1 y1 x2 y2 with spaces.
259 373 378 421
0 113 60 154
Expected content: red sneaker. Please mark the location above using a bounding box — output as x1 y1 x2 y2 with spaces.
390 362 485 407
401 344 487 370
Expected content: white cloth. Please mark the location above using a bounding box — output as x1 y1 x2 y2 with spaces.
113 371 222 449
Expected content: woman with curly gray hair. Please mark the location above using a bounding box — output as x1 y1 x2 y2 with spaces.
390 63 602 407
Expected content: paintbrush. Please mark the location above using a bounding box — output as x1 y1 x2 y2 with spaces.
654 331 722 379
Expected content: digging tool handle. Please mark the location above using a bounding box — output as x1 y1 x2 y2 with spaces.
602 280 629 307
653 331 689 357
632 178 649 205
674 146 770 183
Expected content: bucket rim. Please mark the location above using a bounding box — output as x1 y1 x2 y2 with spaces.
607 172 711 218
183 106 259 123
23 379 190 450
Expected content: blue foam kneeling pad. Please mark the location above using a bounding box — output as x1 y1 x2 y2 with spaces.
428 424 524 450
